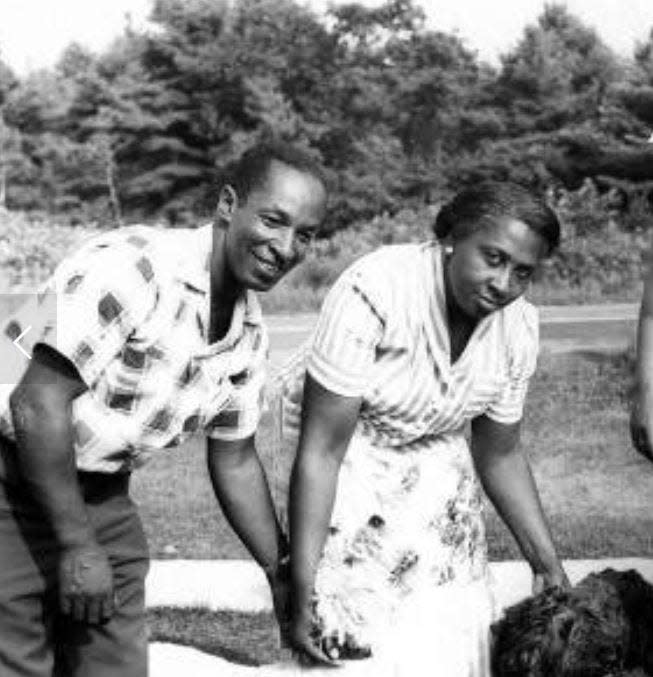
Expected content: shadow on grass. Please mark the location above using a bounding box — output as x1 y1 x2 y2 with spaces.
147 607 284 666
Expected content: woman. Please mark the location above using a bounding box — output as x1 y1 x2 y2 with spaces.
276 181 568 676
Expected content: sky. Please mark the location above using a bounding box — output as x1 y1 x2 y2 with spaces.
2 0 653 75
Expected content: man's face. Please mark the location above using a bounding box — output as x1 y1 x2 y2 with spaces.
221 160 327 291
445 217 547 320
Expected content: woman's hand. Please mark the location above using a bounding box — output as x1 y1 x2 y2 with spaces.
532 564 571 595
287 602 342 668
266 559 293 646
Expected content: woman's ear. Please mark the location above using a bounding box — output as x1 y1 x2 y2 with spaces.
216 185 238 225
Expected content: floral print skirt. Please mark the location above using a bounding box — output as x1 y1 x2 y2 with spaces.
277 427 497 676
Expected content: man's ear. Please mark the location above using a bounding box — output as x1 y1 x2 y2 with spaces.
216 185 239 224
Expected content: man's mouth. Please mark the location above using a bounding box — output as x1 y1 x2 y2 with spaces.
253 252 282 277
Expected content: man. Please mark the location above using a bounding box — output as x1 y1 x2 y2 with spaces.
632 260 653 461
0 141 328 676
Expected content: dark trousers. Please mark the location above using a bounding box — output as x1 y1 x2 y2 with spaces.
0 437 150 677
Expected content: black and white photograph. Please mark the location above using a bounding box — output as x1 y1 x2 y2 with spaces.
1 0 653 675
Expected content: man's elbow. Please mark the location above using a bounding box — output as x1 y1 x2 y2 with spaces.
9 383 68 437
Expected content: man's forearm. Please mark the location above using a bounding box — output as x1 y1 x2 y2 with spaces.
10 386 95 548
207 441 287 575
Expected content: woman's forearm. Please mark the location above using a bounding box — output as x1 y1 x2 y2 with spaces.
288 446 341 604
477 446 560 573
471 417 562 575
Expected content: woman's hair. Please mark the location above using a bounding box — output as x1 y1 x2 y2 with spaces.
433 181 561 255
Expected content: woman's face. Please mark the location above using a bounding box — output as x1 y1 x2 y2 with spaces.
445 217 548 320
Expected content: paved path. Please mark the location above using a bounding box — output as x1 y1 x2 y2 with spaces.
267 303 641 367
147 556 653 676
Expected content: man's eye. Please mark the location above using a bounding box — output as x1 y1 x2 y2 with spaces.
262 215 282 228
295 231 314 245
484 251 502 265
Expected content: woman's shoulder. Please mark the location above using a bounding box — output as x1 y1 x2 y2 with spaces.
345 241 437 281
498 297 540 362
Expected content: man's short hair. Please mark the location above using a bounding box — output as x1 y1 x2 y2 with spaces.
222 141 327 201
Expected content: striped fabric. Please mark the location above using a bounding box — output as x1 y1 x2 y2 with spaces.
0 224 268 473
273 241 540 674
305 241 538 448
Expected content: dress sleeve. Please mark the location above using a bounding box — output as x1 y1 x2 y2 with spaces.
35 239 158 388
484 302 539 425
307 262 385 397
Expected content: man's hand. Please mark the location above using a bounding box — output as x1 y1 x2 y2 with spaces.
58 542 115 624
630 396 653 461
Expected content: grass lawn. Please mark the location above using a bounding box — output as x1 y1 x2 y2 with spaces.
133 348 653 561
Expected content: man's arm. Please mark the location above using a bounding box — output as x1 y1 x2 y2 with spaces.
206 435 287 575
207 434 292 640
632 262 653 460
471 414 568 591
9 345 114 623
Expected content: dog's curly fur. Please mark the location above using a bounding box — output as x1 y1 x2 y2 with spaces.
491 569 653 677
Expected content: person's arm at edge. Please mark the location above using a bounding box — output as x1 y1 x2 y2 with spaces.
288 374 361 665
631 260 653 460
470 415 568 592
9 345 114 623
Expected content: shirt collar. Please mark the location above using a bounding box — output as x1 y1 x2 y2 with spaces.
174 223 264 328
174 223 213 294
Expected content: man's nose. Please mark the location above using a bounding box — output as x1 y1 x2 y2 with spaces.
271 226 296 262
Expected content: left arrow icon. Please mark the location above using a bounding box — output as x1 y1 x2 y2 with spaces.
13 326 32 359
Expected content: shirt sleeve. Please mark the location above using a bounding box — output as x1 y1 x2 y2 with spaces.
206 324 269 442
484 302 539 425
35 239 159 388
307 261 385 397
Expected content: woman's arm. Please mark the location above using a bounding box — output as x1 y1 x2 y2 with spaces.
288 374 362 664
470 414 568 590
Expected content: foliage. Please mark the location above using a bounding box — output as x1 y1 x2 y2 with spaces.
4 0 651 227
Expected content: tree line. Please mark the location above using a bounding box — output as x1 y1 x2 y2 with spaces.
1 0 653 231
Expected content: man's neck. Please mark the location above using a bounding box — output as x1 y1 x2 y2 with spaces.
209 226 242 342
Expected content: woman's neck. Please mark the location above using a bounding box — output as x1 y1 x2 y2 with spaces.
441 248 477 362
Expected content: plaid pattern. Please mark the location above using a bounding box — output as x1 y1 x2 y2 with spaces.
0 224 268 472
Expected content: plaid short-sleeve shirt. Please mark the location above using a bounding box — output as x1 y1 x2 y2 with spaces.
0 224 268 473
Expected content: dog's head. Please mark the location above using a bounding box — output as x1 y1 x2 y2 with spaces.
491 576 630 677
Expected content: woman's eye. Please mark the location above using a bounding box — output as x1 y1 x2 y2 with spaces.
515 268 533 281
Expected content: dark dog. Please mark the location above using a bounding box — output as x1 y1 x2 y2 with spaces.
491 568 653 676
